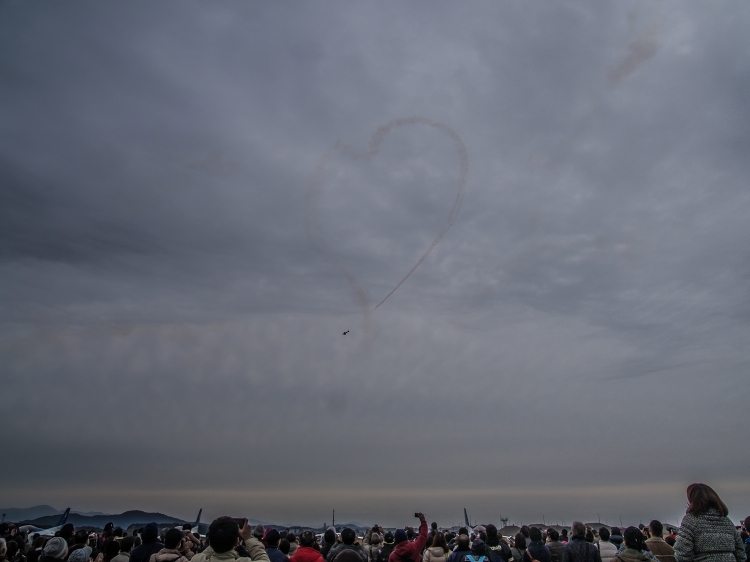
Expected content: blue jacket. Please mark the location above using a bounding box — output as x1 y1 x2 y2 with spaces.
525 542 551 562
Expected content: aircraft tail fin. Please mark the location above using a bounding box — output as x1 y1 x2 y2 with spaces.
192 509 202 529
56 508 71 527
464 508 470 528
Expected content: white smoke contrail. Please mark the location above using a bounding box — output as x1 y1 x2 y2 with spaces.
305 117 468 331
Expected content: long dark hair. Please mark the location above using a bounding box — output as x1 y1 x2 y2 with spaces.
686 483 729 516
432 532 449 554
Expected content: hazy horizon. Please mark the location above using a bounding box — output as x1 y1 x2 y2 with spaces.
1 1 749 529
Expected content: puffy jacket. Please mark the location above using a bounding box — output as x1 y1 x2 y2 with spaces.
390 523 428 562
526 542 551 562
291 548 323 562
328 545 367 562
597 542 618 562
423 547 448 562
547 542 565 562
612 550 651 562
191 538 270 562
266 548 289 562
674 511 746 562
561 539 602 562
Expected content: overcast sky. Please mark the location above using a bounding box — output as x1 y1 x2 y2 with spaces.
1 1 749 528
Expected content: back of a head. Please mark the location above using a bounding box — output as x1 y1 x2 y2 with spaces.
431 523 438 531
60 524 76 540
599 528 610 542
686 483 729 517
142 523 159 544
74 531 89 546
585 530 594 543
744 516 750 532
486 525 498 540
300 531 316 547
279 539 290 555
165 529 184 550
624 527 645 551
394 530 408 546
104 540 121 561
113 528 124 539
520 526 530 538
514 534 526 550
120 537 135 553
208 517 240 554
457 535 471 551
43 537 69 560
341 528 355 546
0 539 7 559
406 529 415 541
324 530 336 544
266 529 281 547
471 539 485 556
548 529 559 542
529 528 542 543
649 520 663 538
287 534 297 544
458 527 468 537
571 522 586 539
371 534 381 546
610 528 620 537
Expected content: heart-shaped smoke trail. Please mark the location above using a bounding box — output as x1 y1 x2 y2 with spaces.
305 117 468 334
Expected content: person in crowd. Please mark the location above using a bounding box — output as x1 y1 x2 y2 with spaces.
423 532 449 562
104 541 123 562
597 528 618 562
546 530 564 562
191 518 268 562
560 533 568 546
280 542 291 558
179 526 199 560
69 531 93 558
391 514 428 562
0 539 7 562
27 536 46 562
327 529 365 562
149 530 191 562
610 528 651 562
286 535 299 558
320 531 337 562
674 483 746 562
609 531 623 550
447 536 471 562
112 537 134 562
291 532 323 562
470 540 487 562
130 524 164 562
525 528 551 562
561 522 601 562
100 526 115 551
744 517 750 560
483 525 510 562
265 530 289 562
39 537 68 562
377 533 395 562
645 521 674 562
364 533 381 562
510 535 526 562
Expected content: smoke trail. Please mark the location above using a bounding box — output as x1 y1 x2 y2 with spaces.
305 117 468 326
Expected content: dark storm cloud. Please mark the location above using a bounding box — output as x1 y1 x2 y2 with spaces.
1 1 749 526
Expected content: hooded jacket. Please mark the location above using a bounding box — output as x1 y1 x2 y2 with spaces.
191 538 269 562
644 538 674 562
612 550 651 562
597 541 618 562
390 522 428 562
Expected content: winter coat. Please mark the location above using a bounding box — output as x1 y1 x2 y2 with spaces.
645 538 674 562
612 550 651 562
525 542 551 562
328 545 367 562
674 511 746 562
132 544 165 562
597 542 618 562
191 538 270 562
112 554 131 562
610 540 624 551
390 523 428 562
266 548 289 562
561 538 602 562
547 543 565 562
510 549 525 562
423 547 448 562
446 551 470 562
291 548 323 562
287 546 298 559
149 549 190 562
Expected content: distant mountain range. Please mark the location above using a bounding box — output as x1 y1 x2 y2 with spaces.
16 510 187 529
1 506 111 521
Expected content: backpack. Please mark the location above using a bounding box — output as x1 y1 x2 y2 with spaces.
377 545 395 562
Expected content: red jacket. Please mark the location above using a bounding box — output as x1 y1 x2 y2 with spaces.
389 522 428 562
292 547 325 562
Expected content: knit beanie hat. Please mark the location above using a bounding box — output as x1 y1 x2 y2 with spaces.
43 537 69 560
383 532 394 545
394 529 408 545
471 539 485 555
68 547 92 562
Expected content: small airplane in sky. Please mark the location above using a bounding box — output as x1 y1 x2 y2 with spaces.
20 508 71 537
342 330 349 335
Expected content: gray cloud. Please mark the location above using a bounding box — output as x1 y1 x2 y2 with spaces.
1 1 749 526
